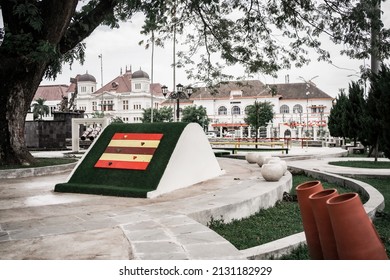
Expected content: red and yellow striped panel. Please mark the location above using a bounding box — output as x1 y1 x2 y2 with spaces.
94 133 163 170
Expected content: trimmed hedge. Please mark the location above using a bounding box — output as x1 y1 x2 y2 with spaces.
55 122 188 198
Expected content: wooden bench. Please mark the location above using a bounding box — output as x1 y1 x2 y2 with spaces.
325 142 336 147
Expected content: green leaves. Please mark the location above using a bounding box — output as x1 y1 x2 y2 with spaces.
32 98 49 120
13 1 43 31
244 101 274 137
141 107 174 123
181 105 210 128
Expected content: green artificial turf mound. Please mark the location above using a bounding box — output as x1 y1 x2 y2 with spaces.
55 122 188 198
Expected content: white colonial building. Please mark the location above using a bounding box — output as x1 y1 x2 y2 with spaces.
68 68 165 122
34 68 334 140
165 80 334 139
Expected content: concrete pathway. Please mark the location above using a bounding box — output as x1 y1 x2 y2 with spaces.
0 147 387 260
0 157 291 260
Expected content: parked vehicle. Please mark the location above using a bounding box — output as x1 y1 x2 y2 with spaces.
224 131 236 138
206 131 217 138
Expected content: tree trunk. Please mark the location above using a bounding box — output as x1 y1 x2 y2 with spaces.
0 0 116 166
368 145 374 158
0 60 47 166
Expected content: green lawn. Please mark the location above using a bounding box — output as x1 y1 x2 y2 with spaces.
0 157 78 170
328 160 390 169
208 173 390 260
208 175 352 250
358 177 390 256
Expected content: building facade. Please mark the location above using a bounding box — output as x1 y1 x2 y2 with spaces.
71 69 165 122
27 84 69 121
163 80 334 139
34 69 334 140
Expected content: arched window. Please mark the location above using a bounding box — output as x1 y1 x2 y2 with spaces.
218 106 227 115
231 105 241 115
280 105 289 114
293 104 303 114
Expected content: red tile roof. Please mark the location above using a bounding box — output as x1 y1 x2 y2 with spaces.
150 83 165 97
191 80 271 99
190 80 333 100
93 71 165 97
272 83 333 100
94 72 132 94
34 85 69 101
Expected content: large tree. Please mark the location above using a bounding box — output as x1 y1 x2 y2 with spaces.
344 82 366 146
369 64 390 160
244 101 274 142
1 0 390 166
328 90 348 139
141 107 173 123
181 105 209 129
364 76 382 160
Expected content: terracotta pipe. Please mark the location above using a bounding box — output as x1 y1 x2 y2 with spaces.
327 193 388 260
296 180 324 259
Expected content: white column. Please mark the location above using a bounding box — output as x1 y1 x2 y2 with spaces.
71 120 80 152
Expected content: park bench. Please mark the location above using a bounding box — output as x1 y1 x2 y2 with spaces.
212 146 289 154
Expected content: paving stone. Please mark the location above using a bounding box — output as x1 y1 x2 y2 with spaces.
1 150 384 260
123 228 171 242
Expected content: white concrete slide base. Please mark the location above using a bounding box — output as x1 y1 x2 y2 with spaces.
147 123 224 198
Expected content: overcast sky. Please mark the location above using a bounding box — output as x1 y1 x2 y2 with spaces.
40 2 390 98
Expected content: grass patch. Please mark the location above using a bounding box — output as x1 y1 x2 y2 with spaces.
208 175 352 251
357 177 390 255
328 160 390 169
0 157 77 170
208 174 389 259
208 201 303 250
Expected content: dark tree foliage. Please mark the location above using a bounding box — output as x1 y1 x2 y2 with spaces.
1 0 389 165
369 64 390 159
244 101 274 142
181 105 209 129
328 90 348 138
141 107 173 123
344 82 366 145
362 76 382 160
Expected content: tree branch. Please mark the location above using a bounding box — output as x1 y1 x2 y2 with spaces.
59 0 120 54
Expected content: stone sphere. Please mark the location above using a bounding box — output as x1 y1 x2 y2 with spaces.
263 156 280 165
245 153 259 164
261 163 285 181
268 159 287 175
256 154 272 167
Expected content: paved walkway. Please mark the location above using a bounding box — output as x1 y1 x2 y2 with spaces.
0 147 387 259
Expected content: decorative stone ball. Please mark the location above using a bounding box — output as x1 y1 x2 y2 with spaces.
245 153 259 164
263 156 280 165
268 159 287 175
256 154 272 167
261 163 285 181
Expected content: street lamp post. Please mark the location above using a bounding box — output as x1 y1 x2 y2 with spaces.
306 90 310 137
298 75 319 139
98 54 103 88
161 84 193 122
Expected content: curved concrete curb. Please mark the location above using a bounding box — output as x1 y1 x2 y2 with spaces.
241 165 386 260
0 162 78 179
